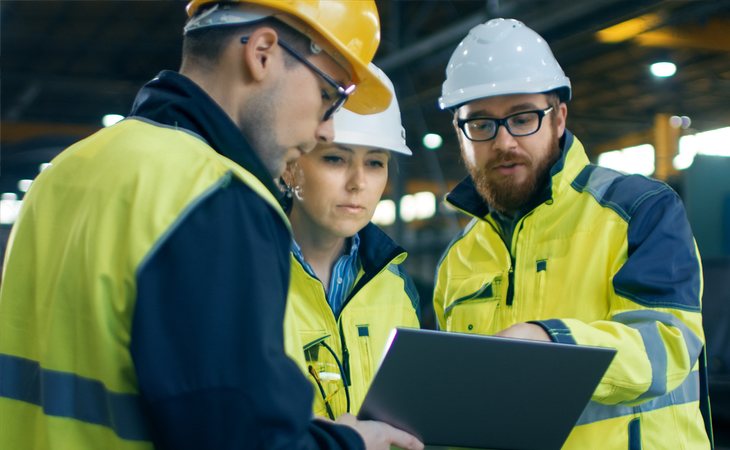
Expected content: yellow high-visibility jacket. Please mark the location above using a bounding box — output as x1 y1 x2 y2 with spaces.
434 132 712 449
0 71 363 450
284 223 420 418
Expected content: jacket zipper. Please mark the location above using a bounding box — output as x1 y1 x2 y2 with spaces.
336 250 405 387
486 216 517 307
505 217 527 307
338 321 351 387
506 264 515 306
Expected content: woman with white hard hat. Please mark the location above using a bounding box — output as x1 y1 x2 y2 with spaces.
282 65 420 420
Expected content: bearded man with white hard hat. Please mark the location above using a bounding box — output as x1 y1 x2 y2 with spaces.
434 18 712 449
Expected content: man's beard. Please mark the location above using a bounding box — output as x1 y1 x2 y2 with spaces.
466 126 561 215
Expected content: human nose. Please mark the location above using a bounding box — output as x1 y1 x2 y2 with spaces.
492 122 517 150
346 164 366 192
316 117 335 144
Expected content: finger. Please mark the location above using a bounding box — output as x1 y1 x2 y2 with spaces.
382 424 424 450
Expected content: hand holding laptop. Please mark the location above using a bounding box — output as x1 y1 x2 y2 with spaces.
358 328 616 450
495 322 551 341
336 413 424 450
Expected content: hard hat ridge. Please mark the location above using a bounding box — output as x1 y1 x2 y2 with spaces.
439 18 571 110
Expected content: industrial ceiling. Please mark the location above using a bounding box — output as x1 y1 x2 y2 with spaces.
2 0 730 219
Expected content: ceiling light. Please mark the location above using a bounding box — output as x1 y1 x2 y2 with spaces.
372 199 396 226
102 114 125 127
18 179 33 193
423 133 443 150
650 62 676 77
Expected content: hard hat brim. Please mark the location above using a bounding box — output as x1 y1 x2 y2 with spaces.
335 130 412 155
307 26 391 115
186 0 392 114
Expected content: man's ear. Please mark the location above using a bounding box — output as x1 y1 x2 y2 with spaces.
242 27 279 82
452 111 466 149
556 102 568 137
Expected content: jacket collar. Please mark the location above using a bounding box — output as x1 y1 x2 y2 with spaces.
358 222 407 276
446 130 589 220
128 70 280 198
340 222 407 306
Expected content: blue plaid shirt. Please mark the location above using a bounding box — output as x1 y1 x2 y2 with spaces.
292 233 361 317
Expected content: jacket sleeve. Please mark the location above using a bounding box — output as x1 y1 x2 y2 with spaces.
130 179 364 450
534 187 704 405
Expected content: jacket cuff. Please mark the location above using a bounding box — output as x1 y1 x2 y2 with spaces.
530 319 577 345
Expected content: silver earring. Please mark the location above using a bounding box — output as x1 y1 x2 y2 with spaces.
294 185 304 201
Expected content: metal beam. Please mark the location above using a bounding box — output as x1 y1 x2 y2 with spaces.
375 12 488 73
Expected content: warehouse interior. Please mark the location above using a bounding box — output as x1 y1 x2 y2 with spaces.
2 0 730 444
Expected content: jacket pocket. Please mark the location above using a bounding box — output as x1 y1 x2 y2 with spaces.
355 324 373 383
628 417 641 450
534 259 548 307
443 277 501 333
301 333 346 418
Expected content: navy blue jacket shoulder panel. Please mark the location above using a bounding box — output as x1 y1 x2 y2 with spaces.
572 165 701 311
129 71 364 450
132 178 363 449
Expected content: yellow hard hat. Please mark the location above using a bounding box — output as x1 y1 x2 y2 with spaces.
185 0 391 115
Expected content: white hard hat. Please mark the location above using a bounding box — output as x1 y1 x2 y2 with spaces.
333 64 412 156
439 18 571 110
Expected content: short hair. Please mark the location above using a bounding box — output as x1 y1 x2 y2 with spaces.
182 15 312 68
545 91 560 108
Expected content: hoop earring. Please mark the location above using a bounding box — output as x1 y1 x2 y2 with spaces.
294 185 304 201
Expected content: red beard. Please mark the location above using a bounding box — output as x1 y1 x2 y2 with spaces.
466 129 561 215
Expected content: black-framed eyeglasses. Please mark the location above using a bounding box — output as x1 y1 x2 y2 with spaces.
456 106 554 142
241 36 356 122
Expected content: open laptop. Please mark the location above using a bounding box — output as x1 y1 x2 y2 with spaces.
357 328 616 450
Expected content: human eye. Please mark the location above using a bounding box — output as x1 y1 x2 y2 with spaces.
509 112 537 128
467 119 493 130
322 155 344 165
366 158 386 169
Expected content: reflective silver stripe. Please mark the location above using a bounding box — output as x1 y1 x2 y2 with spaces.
632 320 668 401
576 370 700 426
613 310 703 401
581 167 625 215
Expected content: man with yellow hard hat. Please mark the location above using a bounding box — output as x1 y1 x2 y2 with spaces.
0 1 422 449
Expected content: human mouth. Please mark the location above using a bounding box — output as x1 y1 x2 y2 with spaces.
337 204 365 214
493 161 525 175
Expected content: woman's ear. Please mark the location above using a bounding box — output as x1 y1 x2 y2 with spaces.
281 161 297 187
242 27 280 82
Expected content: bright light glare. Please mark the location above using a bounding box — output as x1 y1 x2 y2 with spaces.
598 144 655 176
400 191 436 222
18 179 33 193
674 126 730 170
372 199 396 226
423 133 443 150
102 114 125 127
650 62 676 78
1 194 23 225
